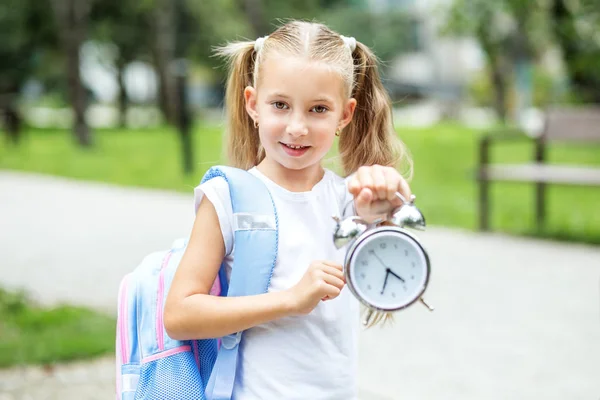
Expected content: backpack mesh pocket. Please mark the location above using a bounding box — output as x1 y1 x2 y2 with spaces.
134 350 207 400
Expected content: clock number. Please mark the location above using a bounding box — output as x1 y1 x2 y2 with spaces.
380 243 387 249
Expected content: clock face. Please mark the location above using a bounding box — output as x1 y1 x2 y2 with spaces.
347 229 429 311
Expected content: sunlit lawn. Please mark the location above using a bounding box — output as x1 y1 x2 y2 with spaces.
2 122 599 244
1 121 599 368
0 288 115 368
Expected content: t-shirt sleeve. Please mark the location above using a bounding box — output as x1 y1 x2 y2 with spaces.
193 177 235 256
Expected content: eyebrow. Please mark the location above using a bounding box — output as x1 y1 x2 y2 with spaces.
313 96 335 104
268 93 335 103
269 92 291 99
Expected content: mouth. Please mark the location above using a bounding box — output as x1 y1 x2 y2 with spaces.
280 142 311 156
281 142 309 150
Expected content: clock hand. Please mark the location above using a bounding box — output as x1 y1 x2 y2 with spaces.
372 252 388 269
381 269 390 295
388 269 405 283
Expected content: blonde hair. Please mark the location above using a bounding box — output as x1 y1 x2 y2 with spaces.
215 20 412 328
214 20 412 178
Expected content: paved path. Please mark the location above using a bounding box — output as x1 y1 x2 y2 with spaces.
1 171 599 399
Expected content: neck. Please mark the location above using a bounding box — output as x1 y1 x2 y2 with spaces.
256 159 325 192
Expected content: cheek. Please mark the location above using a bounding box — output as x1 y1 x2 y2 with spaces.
259 108 286 132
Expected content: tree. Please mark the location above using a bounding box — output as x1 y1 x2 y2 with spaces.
91 0 152 127
0 0 57 143
551 0 600 103
50 0 95 147
441 0 551 122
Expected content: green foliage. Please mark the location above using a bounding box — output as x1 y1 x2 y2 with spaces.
91 0 152 63
0 287 116 368
467 65 565 108
318 7 413 64
0 0 58 93
551 0 600 103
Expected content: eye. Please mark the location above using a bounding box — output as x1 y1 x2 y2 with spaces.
311 105 328 113
272 102 288 110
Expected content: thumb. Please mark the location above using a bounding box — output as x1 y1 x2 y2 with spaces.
355 188 372 210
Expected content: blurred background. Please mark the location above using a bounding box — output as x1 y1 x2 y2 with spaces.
0 0 599 399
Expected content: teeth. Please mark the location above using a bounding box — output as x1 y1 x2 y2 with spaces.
285 144 306 149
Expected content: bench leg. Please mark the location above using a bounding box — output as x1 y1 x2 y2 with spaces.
479 179 490 231
535 182 545 231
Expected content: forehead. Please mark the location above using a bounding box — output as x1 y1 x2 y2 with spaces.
257 56 347 101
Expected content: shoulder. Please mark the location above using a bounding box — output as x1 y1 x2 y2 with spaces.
194 176 231 214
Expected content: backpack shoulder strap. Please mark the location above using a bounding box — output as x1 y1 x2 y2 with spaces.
201 165 278 400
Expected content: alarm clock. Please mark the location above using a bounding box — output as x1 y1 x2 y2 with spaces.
333 193 434 326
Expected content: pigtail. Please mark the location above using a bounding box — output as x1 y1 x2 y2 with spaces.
214 41 263 169
343 42 413 329
339 42 413 180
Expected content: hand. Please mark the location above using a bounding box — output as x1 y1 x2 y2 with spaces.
347 165 412 223
287 261 346 315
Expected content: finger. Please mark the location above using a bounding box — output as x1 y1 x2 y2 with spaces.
368 199 393 215
396 177 413 207
321 283 342 300
322 265 345 282
372 165 387 200
383 167 402 202
321 261 344 271
355 188 373 211
357 166 373 194
321 272 345 289
347 173 361 196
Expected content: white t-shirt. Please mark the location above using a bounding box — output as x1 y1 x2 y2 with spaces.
194 167 360 400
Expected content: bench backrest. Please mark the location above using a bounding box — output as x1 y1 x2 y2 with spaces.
543 107 600 143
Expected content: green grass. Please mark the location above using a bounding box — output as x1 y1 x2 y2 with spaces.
0 122 598 367
0 288 116 369
1 122 599 245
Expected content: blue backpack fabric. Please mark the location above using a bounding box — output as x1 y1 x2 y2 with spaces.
116 166 278 400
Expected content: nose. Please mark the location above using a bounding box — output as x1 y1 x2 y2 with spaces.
286 112 308 137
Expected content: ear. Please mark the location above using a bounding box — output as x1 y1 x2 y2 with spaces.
244 86 258 122
339 98 357 130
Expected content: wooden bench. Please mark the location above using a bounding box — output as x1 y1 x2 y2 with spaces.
477 107 600 231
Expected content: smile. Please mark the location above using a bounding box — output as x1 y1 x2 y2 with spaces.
281 142 309 150
280 142 311 157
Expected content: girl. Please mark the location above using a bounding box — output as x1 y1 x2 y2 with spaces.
164 20 413 399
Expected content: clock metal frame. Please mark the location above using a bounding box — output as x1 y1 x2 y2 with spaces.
344 225 431 313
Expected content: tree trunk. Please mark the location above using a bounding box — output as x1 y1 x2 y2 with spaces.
51 0 93 147
477 19 510 123
151 0 177 125
2 104 22 145
117 57 128 128
490 59 508 123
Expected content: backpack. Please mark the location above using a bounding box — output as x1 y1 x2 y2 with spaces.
116 166 279 400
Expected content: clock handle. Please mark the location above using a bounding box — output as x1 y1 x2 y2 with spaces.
419 297 434 311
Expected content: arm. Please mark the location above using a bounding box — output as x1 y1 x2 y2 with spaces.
164 196 295 340
164 196 346 340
